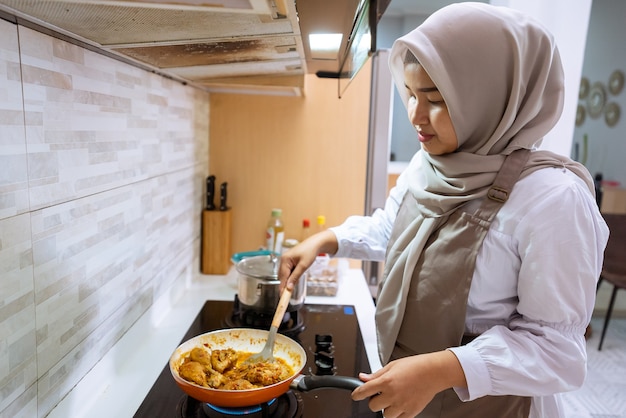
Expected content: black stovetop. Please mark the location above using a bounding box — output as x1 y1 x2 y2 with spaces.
133 299 382 418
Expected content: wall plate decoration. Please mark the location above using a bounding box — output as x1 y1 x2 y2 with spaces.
576 104 586 126
608 70 624 95
604 102 620 127
587 82 606 118
579 77 590 99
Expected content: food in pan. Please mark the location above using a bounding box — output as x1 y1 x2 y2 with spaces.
177 346 294 390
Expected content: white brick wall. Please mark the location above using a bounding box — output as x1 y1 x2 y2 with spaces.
0 20 209 418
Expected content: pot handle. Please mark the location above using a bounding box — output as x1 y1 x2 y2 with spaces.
290 374 363 392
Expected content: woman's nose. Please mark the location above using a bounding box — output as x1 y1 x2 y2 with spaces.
409 100 428 126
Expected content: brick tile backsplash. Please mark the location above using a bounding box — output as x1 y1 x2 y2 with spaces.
0 20 209 417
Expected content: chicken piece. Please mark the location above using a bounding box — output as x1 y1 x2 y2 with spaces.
245 362 289 386
223 362 252 381
206 369 227 388
222 379 256 390
189 347 212 367
211 348 237 373
178 361 207 386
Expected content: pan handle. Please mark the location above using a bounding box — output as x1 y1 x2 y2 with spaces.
290 374 363 392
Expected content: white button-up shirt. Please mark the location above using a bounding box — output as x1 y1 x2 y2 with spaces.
331 153 609 418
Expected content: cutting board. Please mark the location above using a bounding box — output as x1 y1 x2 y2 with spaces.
201 209 232 275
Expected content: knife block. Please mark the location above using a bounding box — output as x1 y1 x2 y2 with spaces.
201 209 232 275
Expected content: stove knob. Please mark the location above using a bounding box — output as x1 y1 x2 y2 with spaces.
314 351 335 375
315 334 333 352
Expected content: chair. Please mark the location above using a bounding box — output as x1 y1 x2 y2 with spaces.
597 213 626 351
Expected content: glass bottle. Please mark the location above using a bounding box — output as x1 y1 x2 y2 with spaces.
266 208 285 254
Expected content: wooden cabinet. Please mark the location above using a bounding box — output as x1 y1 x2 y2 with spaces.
207 66 372 255
601 187 626 214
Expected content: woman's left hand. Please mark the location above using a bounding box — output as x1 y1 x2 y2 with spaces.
351 351 467 418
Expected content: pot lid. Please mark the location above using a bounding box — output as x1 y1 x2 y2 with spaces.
235 254 279 279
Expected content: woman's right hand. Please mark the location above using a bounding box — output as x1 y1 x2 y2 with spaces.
278 230 338 291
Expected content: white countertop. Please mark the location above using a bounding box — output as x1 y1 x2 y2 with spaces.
48 266 381 418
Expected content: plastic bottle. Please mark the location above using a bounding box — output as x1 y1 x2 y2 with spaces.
301 218 311 242
266 208 285 254
316 215 327 257
316 215 326 233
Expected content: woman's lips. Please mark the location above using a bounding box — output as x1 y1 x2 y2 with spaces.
418 131 434 143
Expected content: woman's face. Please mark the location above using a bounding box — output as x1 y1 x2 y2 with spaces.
404 63 458 155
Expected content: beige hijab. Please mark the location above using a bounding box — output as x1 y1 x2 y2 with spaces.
376 2 595 363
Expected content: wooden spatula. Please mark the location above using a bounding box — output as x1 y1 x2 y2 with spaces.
245 287 292 364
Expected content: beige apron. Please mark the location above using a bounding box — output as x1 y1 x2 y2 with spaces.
381 150 532 417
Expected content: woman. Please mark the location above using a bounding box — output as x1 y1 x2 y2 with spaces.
279 3 609 417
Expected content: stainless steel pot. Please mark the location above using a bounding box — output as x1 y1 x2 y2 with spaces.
235 254 306 312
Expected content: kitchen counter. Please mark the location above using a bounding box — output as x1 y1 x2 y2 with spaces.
47 265 381 418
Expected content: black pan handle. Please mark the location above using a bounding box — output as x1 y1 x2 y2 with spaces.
290 374 363 392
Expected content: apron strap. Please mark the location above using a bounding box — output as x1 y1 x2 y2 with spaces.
475 149 531 222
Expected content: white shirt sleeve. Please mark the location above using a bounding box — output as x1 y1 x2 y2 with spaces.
449 168 609 405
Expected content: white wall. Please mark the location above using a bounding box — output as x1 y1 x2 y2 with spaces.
382 0 593 161
491 0 593 157
572 0 626 187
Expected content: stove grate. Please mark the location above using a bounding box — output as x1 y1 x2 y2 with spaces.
176 391 302 418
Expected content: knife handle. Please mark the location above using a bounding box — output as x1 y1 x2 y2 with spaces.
219 182 228 211
206 175 216 210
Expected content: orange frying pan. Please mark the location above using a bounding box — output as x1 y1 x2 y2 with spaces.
169 328 363 407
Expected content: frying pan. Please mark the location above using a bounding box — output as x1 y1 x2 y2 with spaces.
169 328 363 407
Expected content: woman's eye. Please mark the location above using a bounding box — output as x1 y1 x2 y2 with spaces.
427 96 445 106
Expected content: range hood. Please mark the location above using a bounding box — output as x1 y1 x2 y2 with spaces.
0 0 389 96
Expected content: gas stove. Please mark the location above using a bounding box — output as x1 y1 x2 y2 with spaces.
133 297 382 418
